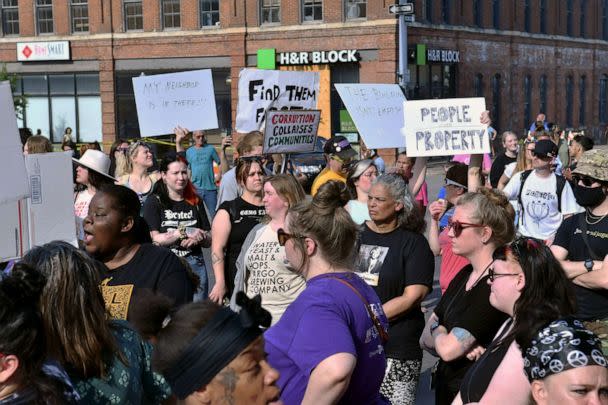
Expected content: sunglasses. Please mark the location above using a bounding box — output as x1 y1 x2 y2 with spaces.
494 236 542 262
488 267 520 282
531 151 553 160
447 218 485 237
444 178 467 189
277 228 302 246
331 155 353 165
238 156 265 165
572 175 599 187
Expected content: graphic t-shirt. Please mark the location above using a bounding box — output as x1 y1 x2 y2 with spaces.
489 153 517 188
99 244 194 320
265 272 388 405
244 225 306 325
503 170 581 239
218 198 266 295
554 213 608 320
143 196 210 258
357 225 435 360
186 145 220 191
74 190 94 240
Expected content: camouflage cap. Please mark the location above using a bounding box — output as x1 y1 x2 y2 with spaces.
573 149 608 182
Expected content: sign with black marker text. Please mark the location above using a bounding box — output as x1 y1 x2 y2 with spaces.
263 110 320 154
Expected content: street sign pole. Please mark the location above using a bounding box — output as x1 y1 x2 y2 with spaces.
397 0 409 92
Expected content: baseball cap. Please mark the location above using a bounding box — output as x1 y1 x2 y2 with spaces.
573 149 608 182
533 139 558 158
323 136 357 161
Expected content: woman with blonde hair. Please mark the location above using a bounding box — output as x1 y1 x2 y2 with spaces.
117 141 160 210
497 140 534 190
230 174 307 325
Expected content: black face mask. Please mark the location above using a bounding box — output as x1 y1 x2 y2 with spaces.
574 184 607 208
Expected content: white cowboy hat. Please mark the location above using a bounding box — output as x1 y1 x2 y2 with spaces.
72 149 116 181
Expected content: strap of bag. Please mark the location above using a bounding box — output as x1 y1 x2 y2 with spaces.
328 276 389 344
578 213 602 260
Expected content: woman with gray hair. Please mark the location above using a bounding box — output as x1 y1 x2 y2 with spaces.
346 159 378 224
356 173 435 404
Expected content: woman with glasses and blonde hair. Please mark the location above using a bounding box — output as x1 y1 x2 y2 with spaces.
265 180 389 405
230 174 306 325
420 188 514 405
345 159 378 225
452 237 576 404
209 157 266 304
117 141 160 210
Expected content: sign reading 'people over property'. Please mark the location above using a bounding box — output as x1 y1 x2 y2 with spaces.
403 97 489 157
132 69 218 136
263 110 320 154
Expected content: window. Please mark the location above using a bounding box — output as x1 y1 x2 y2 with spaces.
473 0 482 27
345 0 365 20
36 0 53 34
540 0 546 34
261 0 280 24
492 0 500 29
604 0 608 40
200 0 219 27
492 74 501 130
441 0 450 24
474 74 484 97
162 0 180 29
566 75 573 127
567 0 573 36
540 75 547 115
524 75 532 127
524 0 530 32
303 0 322 22
580 0 586 38
1 0 18 35
124 0 143 31
71 0 88 33
579 76 586 126
425 0 433 23
600 74 608 123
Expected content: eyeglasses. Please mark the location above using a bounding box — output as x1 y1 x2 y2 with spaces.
572 175 599 187
277 228 303 246
237 156 264 165
488 267 520 282
531 151 553 160
447 218 485 237
361 170 378 178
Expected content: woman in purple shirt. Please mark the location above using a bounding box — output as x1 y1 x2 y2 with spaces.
265 180 389 405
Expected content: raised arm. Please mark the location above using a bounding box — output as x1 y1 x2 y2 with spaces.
219 135 232 174
428 200 448 256
408 157 428 196
174 125 188 153
468 154 483 193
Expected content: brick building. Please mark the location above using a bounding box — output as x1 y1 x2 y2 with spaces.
1 0 608 150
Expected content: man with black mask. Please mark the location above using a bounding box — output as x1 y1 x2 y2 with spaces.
552 149 608 347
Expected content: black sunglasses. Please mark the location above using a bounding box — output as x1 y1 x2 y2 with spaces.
447 218 484 237
277 228 302 246
572 175 599 187
531 151 553 160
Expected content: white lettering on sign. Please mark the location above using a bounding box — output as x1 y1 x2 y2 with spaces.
427 49 460 63
278 50 359 65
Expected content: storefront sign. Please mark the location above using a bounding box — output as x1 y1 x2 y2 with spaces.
339 109 358 132
335 84 406 149
278 50 359 65
236 68 320 133
427 48 460 63
132 69 218 136
17 41 70 61
263 110 320 154
403 97 489 157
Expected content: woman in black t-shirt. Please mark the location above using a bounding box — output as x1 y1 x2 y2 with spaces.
209 157 266 304
420 188 515 405
453 237 576 405
357 174 434 405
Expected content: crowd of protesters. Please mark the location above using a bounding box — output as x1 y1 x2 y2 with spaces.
1 112 607 405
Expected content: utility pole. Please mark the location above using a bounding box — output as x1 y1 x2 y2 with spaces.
389 2 415 92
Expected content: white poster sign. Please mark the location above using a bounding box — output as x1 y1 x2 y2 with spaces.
263 110 320 154
235 69 320 133
334 84 406 149
0 200 27 262
17 41 70 61
0 81 29 205
403 97 489 157
133 69 218 136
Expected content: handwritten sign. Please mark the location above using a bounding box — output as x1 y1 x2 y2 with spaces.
236 69 319 133
263 110 320 154
334 84 406 149
403 97 489 157
132 69 218 136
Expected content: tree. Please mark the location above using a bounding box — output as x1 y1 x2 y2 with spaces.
0 64 27 120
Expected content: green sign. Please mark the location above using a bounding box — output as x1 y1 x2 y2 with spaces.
339 109 357 132
416 44 426 65
257 48 276 70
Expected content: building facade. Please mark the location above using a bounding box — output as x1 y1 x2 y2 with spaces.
1 0 608 149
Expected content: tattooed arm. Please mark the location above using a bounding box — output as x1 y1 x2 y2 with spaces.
433 326 477 362
302 353 356 405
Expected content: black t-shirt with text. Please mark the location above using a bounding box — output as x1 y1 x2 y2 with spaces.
554 213 608 320
489 152 517 188
358 225 435 360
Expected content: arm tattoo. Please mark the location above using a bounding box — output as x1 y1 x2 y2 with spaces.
218 367 238 405
211 252 224 264
452 327 476 349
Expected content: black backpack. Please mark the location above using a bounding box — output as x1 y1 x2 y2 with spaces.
517 170 567 215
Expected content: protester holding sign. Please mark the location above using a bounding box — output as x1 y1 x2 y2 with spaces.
310 135 357 196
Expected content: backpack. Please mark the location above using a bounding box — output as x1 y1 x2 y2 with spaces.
517 169 567 215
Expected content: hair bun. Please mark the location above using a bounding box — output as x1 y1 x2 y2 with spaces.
0 263 45 307
313 181 351 213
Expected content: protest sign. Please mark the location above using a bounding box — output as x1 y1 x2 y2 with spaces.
263 110 320 154
133 69 218 136
334 84 406 149
403 97 489 157
0 81 29 205
235 69 320 133
0 200 27 262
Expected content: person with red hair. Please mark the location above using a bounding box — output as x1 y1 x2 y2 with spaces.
144 153 212 301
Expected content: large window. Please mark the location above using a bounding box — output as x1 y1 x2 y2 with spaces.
71 0 89 33
492 0 500 29
441 0 450 24
1 0 18 35
524 0 530 32
540 0 546 34
600 74 608 123
604 0 608 40
162 0 180 29
524 75 532 127
567 0 573 36
14 74 101 143
124 0 143 31
580 0 586 38
200 0 219 27
36 0 54 34
492 74 501 131
303 0 322 22
425 0 433 23
540 74 547 115
345 0 365 20
579 76 586 126
261 0 280 24
566 75 574 127
473 0 482 27
474 74 484 97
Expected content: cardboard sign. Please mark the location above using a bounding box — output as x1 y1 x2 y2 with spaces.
334 84 406 149
263 110 320 154
0 81 29 205
235 69 320 133
133 69 218 136
0 200 27 262
403 97 489 157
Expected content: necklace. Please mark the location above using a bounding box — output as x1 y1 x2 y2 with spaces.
586 209 608 225
466 260 494 291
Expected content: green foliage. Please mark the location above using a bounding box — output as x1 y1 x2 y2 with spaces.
0 64 27 120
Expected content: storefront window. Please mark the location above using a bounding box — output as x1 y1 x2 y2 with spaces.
330 63 359 135
406 63 456 100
